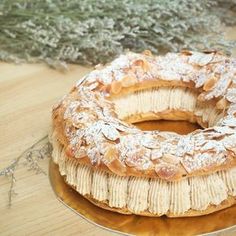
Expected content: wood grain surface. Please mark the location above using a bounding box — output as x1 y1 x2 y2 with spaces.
0 63 117 236
0 27 235 236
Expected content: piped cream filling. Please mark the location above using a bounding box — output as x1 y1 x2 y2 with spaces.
127 177 149 213
219 168 236 196
108 174 128 208
91 169 108 201
112 87 223 127
189 176 210 210
52 144 236 215
148 179 170 215
206 173 228 205
51 133 62 164
76 164 92 195
170 178 191 215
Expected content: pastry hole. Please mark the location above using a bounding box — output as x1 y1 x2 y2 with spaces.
133 120 202 135
112 87 223 133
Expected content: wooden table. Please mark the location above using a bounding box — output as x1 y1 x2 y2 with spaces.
0 27 235 236
0 63 117 236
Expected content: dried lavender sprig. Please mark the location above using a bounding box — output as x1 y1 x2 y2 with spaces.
0 135 51 207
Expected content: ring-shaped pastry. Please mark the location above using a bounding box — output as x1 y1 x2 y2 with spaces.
51 51 236 217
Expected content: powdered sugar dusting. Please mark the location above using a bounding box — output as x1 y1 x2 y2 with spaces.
54 51 236 177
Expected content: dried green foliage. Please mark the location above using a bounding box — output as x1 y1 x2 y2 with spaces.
214 0 236 26
0 0 235 67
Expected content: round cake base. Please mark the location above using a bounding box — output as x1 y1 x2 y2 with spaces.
49 159 236 236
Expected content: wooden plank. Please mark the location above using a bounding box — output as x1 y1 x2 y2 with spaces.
0 62 116 236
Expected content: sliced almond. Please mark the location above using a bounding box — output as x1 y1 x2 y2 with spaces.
216 98 229 110
189 52 214 66
94 63 104 69
226 88 236 103
74 147 87 159
203 76 218 91
155 163 178 180
88 82 99 91
133 59 150 72
141 136 159 149
121 75 137 87
162 154 180 164
100 84 110 94
66 146 74 157
125 149 146 168
111 81 122 94
142 50 152 56
203 49 217 54
104 146 118 162
87 147 101 165
151 149 162 160
107 158 127 175
102 124 120 141
230 147 236 155
181 50 193 56
197 93 206 102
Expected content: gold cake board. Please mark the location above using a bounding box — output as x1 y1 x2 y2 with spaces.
49 159 236 236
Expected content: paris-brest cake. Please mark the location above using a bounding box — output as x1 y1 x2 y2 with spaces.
50 50 236 217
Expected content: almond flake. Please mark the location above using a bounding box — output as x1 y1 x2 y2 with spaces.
176 136 194 156
110 122 136 133
226 88 236 103
227 104 236 115
133 59 150 72
142 50 152 56
87 147 101 165
180 152 215 173
201 141 225 153
106 158 127 175
197 92 206 102
162 154 180 164
155 163 178 180
101 124 120 141
221 116 236 127
141 135 159 149
121 75 137 87
203 75 218 91
76 75 88 87
213 126 234 135
189 52 214 66
205 75 232 100
94 63 104 69
88 82 99 90
125 149 152 170
74 146 87 159
103 146 118 163
195 72 208 88
216 98 229 110
222 134 236 149
111 81 122 94
151 149 163 160
181 50 193 56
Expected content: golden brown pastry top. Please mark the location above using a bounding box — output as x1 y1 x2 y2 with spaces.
52 50 236 180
